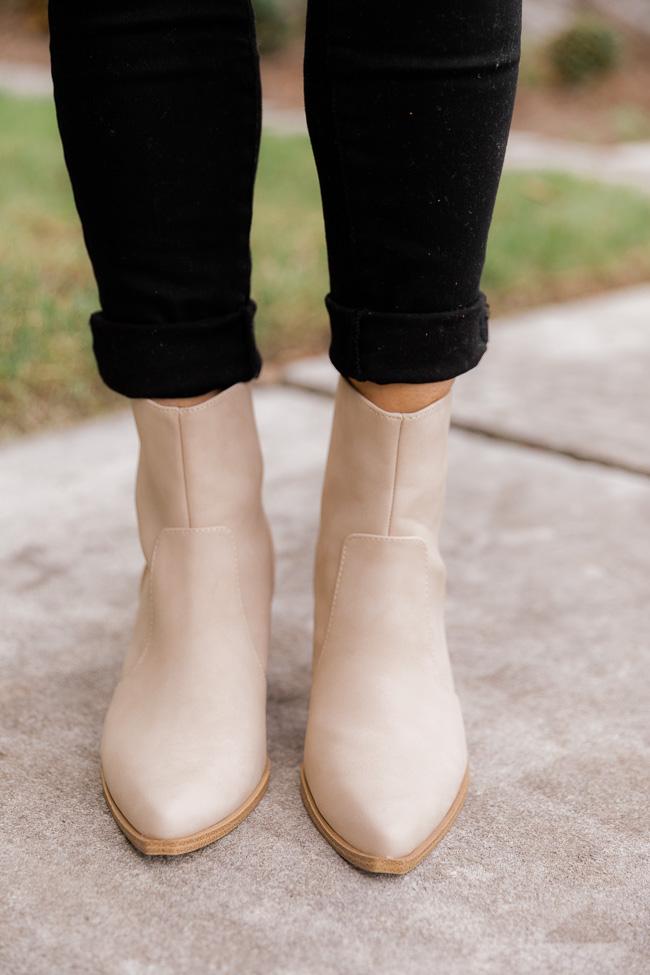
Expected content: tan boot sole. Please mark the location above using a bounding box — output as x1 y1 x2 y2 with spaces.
101 759 270 856
300 763 469 875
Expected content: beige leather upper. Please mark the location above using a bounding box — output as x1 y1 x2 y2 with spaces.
101 383 273 839
304 378 467 859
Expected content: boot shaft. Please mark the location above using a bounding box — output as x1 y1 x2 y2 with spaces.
314 378 452 662
131 384 264 561
318 377 451 544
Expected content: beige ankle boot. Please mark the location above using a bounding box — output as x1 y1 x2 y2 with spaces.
101 383 273 855
301 378 468 874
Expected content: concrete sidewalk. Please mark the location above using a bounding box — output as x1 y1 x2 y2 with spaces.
283 284 650 475
1 286 649 973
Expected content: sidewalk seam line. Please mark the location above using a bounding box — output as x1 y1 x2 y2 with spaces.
279 379 650 481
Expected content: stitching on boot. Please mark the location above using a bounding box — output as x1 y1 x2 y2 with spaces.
224 527 268 678
177 412 192 528
386 418 403 536
317 533 429 671
120 526 267 681
119 528 165 679
318 541 349 667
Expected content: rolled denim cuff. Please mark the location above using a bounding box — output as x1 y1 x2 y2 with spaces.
327 291 489 383
90 301 261 398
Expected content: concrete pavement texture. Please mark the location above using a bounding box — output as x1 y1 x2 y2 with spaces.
1 380 648 974
283 285 650 476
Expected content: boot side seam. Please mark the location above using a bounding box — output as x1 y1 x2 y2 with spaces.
119 526 168 680
121 526 266 682
317 539 349 669
386 417 403 536
316 532 431 675
177 412 192 528
222 526 268 679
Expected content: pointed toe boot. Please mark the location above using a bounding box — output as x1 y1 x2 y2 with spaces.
101 383 273 855
302 378 468 874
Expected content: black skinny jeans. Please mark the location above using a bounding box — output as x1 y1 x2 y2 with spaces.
48 1 521 398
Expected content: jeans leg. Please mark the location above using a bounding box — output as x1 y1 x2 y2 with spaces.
304 0 522 383
49 0 262 397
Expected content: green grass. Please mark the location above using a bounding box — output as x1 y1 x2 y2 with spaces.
485 170 650 304
2 91 650 437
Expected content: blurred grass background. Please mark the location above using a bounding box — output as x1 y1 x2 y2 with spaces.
3 90 650 436
2 2 650 437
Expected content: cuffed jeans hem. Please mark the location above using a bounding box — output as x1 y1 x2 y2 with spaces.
90 301 262 398
326 291 489 384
